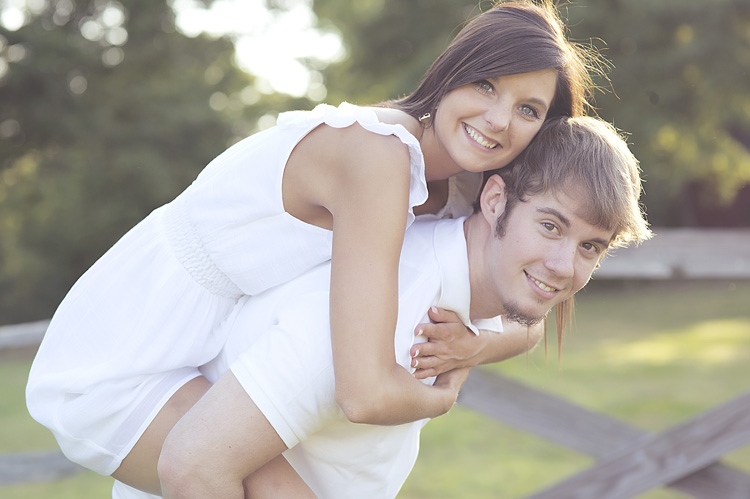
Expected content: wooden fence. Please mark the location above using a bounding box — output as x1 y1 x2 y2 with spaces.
459 369 750 498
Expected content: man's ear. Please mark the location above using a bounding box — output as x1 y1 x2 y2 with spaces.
479 174 508 224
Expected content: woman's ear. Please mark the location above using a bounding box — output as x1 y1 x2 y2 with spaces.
479 174 508 224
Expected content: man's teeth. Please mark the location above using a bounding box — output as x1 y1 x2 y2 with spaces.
465 125 498 149
531 276 556 292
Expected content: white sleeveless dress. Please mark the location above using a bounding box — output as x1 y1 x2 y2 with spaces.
26 103 432 475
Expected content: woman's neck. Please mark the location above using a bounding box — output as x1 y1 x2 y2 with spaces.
420 127 462 182
412 179 449 216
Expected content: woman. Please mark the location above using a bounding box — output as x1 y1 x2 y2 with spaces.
26 0 603 495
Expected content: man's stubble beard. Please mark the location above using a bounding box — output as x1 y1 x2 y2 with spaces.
501 297 548 327
493 202 549 328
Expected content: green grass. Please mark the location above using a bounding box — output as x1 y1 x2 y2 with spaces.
0 358 115 497
3 280 750 498
400 280 750 498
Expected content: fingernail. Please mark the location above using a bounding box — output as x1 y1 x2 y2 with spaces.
416 328 423 336
414 349 420 357
431 306 438 314
412 358 418 368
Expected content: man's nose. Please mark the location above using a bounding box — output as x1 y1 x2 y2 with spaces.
544 243 576 279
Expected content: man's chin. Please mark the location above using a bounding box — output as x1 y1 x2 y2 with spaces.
505 316 543 327
503 303 549 327
503 309 545 328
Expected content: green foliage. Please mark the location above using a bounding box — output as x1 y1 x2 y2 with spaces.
565 0 750 225
0 0 295 323
2 0 750 319
313 0 750 226
312 0 494 105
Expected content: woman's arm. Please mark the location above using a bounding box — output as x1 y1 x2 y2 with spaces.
313 126 462 424
410 308 545 379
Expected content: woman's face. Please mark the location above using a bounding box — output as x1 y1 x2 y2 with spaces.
431 68 558 176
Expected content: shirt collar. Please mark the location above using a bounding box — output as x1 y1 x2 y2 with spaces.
432 217 504 335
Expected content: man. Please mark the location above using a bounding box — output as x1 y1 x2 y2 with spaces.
121 116 652 498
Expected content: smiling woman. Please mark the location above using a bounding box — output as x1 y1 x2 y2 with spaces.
423 69 558 178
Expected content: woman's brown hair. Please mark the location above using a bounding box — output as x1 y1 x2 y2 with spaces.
389 0 605 122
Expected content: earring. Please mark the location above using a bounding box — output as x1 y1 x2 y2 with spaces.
418 112 431 123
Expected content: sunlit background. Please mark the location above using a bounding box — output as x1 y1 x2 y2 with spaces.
1 0 749 497
1 0 345 96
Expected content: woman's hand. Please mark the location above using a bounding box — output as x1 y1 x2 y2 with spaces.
411 308 545 379
410 307 485 379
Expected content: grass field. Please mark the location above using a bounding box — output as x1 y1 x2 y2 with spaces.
2 279 749 498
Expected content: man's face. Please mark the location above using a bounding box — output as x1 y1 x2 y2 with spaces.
472 182 613 324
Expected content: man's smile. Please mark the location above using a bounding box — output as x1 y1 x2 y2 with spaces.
525 271 559 294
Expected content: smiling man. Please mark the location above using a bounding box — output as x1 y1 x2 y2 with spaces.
117 115 651 499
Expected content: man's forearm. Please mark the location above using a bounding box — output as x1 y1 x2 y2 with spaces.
475 320 544 365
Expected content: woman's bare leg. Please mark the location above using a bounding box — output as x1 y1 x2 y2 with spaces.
243 456 317 498
112 376 212 494
112 374 316 497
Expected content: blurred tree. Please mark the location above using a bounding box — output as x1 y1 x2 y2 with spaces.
311 0 493 106
313 0 750 227
3 0 750 323
0 0 298 324
565 0 750 226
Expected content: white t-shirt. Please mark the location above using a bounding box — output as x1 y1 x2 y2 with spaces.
210 217 501 498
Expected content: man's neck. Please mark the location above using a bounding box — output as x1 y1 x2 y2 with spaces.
464 215 504 321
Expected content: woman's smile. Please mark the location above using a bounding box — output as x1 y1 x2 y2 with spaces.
463 123 499 150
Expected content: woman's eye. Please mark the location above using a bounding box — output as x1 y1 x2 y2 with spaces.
520 104 540 119
475 80 494 95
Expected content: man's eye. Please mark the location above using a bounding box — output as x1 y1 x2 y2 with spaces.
582 242 601 254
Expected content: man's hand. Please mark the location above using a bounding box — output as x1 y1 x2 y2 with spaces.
410 307 485 379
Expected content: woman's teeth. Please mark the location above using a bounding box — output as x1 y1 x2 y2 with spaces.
464 124 498 149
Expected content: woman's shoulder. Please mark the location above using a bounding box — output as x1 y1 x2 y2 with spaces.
299 106 416 166
291 104 428 212
369 107 423 140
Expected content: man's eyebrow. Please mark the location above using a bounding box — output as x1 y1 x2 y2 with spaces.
536 207 611 247
536 207 570 227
